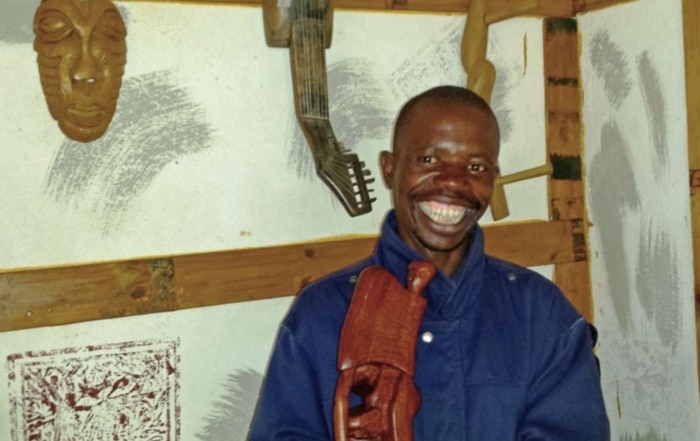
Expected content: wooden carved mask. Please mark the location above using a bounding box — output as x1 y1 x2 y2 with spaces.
33 0 127 143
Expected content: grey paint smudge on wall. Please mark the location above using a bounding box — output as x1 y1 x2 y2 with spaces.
588 121 641 333
389 20 516 143
588 28 683 349
637 52 669 178
589 30 632 109
43 70 214 234
0 0 34 43
587 28 639 335
636 220 681 351
196 369 263 441
634 52 681 351
287 57 393 194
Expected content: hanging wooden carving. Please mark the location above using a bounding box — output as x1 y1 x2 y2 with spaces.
33 0 127 143
263 0 375 217
334 261 436 441
461 0 552 220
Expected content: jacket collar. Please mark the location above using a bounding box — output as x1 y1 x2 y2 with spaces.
370 210 486 319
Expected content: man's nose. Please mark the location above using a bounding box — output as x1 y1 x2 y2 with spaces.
434 164 469 190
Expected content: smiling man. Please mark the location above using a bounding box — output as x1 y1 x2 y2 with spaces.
248 86 610 440
380 87 500 277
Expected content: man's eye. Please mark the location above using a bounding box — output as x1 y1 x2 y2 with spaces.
418 156 437 164
467 163 488 173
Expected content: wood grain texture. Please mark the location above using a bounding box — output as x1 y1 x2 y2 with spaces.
572 0 638 14
543 17 592 322
1 220 578 332
682 0 700 401
121 0 634 16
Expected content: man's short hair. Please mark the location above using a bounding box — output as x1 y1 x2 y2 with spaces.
392 85 500 150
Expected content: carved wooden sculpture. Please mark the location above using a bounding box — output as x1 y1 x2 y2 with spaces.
262 0 375 217
33 0 127 143
461 0 553 220
334 261 437 441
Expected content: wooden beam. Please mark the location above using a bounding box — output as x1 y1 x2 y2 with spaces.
0 219 581 332
543 17 592 322
120 0 635 17
572 0 638 14
682 0 700 402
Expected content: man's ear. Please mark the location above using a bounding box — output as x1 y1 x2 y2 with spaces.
379 150 394 190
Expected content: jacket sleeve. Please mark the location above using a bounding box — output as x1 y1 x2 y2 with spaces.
519 316 610 441
247 324 334 441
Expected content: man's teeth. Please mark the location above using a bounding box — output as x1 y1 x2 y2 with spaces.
418 201 467 225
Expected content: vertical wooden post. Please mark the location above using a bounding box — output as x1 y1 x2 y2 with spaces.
682 0 700 400
543 17 592 322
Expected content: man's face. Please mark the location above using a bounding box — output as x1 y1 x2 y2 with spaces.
33 0 127 143
381 101 499 259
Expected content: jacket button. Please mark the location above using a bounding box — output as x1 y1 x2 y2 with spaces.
421 332 434 343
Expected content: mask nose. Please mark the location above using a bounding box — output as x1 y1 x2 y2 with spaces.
71 43 101 95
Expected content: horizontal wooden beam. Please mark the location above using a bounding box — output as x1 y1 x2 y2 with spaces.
573 0 638 14
120 0 636 17
0 219 583 332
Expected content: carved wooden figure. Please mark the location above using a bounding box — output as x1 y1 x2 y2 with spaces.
461 0 555 220
33 0 127 143
262 0 375 217
334 261 437 441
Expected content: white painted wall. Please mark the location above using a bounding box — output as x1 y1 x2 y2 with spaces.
0 0 697 439
580 0 700 439
0 2 546 271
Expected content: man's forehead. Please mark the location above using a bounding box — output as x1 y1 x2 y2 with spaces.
401 101 497 133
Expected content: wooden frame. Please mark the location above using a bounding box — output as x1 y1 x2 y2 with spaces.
0 220 584 331
682 0 700 399
0 0 649 340
122 0 636 16
543 17 591 322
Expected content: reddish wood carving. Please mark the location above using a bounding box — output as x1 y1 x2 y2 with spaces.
334 261 436 441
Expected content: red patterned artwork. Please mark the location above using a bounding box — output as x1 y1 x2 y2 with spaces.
6 339 180 441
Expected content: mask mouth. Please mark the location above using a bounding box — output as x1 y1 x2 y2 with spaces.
65 103 107 128
417 200 469 225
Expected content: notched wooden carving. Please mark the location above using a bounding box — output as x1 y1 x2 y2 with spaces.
263 0 375 217
33 0 127 143
461 0 557 220
334 261 436 441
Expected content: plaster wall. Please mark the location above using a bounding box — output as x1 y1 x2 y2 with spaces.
0 1 546 271
579 0 700 439
0 3 548 440
0 0 697 440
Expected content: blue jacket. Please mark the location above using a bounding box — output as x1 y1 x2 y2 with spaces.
248 211 610 440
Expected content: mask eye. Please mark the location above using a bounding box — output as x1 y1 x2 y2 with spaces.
95 10 127 41
35 9 74 43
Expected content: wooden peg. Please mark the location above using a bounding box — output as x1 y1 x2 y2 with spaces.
490 163 553 219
